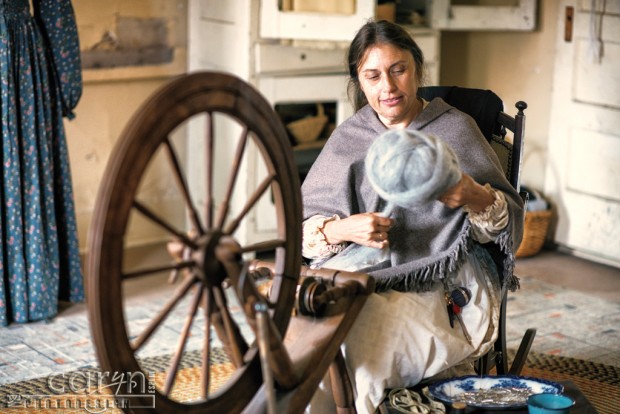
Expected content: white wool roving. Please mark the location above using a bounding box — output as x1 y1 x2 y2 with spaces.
365 128 462 208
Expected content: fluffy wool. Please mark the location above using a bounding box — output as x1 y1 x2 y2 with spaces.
323 129 462 272
365 128 462 208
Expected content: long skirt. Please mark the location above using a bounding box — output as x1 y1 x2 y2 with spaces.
308 245 502 413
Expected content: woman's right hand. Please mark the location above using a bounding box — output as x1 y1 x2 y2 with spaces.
322 212 394 249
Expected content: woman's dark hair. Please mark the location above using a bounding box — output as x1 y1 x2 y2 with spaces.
347 20 425 111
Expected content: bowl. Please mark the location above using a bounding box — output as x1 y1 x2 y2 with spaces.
527 393 575 414
428 375 564 409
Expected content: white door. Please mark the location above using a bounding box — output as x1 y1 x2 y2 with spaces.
544 1 620 267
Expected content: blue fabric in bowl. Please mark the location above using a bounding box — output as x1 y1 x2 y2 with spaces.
527 393 575 413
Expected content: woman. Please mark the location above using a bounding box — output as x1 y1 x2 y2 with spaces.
0 0 84 326
301 20 524 413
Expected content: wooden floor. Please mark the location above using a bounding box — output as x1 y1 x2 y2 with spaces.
515 248 620 303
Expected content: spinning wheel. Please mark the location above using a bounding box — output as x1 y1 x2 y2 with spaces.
87 72 305 413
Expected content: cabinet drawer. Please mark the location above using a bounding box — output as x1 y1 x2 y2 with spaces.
260 0 375 42
255 43 347 75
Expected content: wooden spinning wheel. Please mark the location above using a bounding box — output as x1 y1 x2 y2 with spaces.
88 71 372 414
87 71 304 413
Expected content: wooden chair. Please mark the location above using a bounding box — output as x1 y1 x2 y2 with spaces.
418 86 536 376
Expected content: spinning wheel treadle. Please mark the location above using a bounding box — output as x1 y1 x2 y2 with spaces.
87 72 304 413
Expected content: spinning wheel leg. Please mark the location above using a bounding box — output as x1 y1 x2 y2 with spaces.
88 72 302 413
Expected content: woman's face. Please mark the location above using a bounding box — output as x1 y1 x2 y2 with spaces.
358 42 420 129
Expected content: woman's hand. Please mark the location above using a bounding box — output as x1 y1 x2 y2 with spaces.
439 173 495 212
322 212 394 249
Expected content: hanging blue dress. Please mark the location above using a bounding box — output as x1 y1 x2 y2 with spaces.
0 0 84 326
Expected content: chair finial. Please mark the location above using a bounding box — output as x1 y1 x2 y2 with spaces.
516 101 527 114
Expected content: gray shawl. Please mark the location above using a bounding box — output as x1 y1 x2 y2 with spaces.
301 98 524 292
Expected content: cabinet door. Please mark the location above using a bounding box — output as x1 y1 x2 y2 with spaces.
430 0 536 31
260 0 375 41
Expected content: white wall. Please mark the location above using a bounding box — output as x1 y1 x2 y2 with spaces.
66 0 188 251
440 0 558 193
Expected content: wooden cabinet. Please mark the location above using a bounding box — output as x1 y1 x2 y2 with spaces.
429 0 537 31
259 0 375 41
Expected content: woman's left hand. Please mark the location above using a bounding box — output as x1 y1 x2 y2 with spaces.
439 173 494 213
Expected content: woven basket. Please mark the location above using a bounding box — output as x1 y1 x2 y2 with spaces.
516 209 552 258
286 104 328 144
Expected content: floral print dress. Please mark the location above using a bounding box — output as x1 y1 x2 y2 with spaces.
0 0 84 326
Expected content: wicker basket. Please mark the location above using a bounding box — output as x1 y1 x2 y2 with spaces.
286 104 328 144
516 209 552 258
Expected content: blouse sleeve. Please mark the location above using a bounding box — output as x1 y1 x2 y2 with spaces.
302 215 347 260
33 0 83 118
464 184 509 244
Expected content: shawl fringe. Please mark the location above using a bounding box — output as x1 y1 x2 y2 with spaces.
496 227 520 292
372 223 473 292
372 222 520 293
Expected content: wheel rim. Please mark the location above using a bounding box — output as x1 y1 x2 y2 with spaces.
88 72 302 413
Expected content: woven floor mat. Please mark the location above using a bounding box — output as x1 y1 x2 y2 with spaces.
521 352 620 414
0 357 236 413
2 349 618 413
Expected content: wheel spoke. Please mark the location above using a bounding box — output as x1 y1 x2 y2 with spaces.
240 239 286 255
168 269 180 284
164 139 204 235
201 287 212 399
212 286 248 367
205 112 214 229
131 276 198 351
133 200 198 249
123 260 195 280
224 173 276 235
164 284 204 396
215 127 249 229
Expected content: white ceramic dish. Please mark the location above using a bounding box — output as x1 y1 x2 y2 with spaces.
428 375 564 409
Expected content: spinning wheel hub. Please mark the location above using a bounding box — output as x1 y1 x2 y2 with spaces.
192 231 241 286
